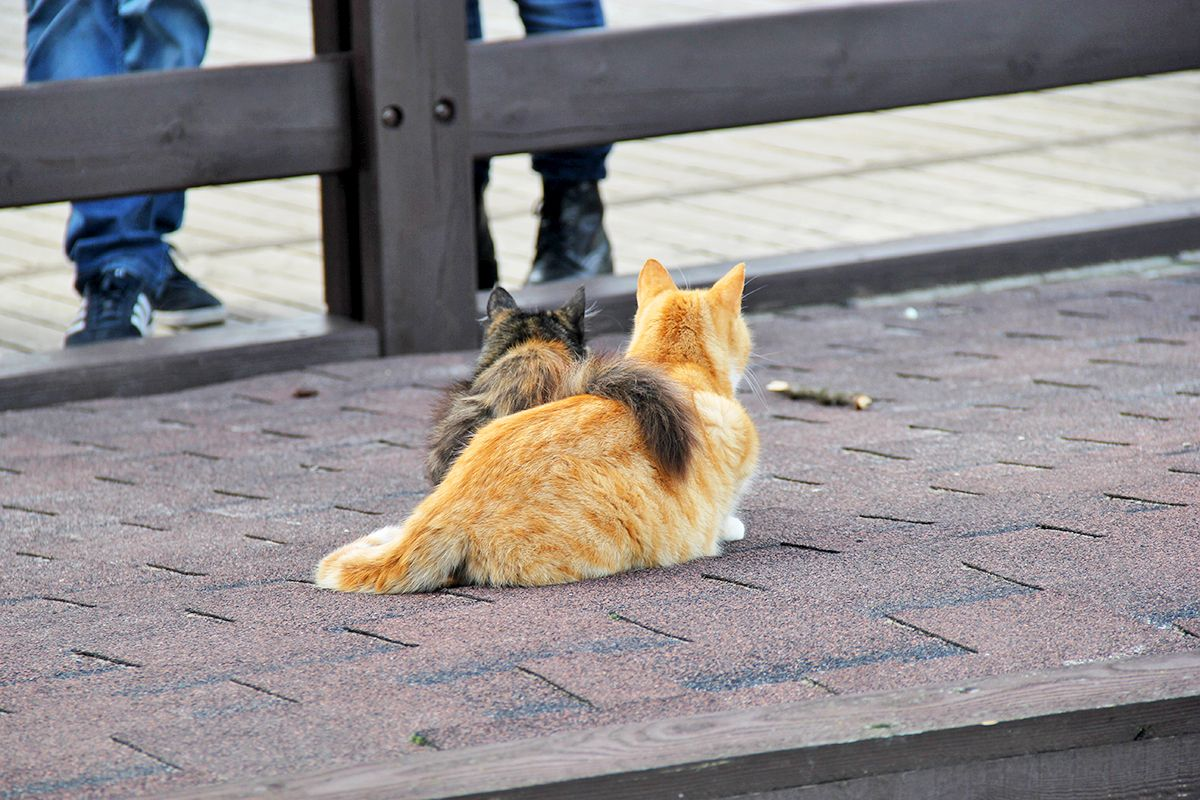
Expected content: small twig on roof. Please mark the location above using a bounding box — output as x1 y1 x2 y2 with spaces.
767 380 872 410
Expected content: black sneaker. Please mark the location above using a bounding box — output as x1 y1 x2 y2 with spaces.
528 180 613 284
153 265 226 328
64 269 154 347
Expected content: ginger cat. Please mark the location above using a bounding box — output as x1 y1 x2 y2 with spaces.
316 260 759 593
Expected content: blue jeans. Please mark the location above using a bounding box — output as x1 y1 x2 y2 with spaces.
25 0 209 294
468 0 611 188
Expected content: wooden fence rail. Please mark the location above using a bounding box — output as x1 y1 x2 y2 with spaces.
0 0 1199 408
469 0 1200 156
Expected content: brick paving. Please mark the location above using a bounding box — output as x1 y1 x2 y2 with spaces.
2 261 1198 798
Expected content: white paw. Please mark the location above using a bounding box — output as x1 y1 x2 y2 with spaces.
721 516 745 542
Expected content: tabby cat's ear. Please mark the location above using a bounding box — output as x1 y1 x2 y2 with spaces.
636 259 677 307
708 262 746 314
559 286 586 329
487 286 519 320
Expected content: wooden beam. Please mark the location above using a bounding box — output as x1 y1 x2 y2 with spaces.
469 0 1200 156
750 735 1200 799
348 0 478 355
7 0 1198 207
166 651 1200 799
0 316 377 411
0 58 353 208
515 199 1200 335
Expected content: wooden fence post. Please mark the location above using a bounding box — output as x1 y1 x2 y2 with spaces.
314 0 478 354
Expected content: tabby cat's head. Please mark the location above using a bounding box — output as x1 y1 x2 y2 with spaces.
475 286 587 375
631 259 752 395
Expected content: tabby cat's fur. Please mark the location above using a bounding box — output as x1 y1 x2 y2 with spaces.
317 260 758 593
426 286 587 485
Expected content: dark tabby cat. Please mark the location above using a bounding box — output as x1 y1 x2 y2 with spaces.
426 285 697 486
426 286 588 485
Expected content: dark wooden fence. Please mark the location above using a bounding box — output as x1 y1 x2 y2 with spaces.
2 0 1200 409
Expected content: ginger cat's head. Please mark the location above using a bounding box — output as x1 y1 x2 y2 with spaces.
628 259 752 396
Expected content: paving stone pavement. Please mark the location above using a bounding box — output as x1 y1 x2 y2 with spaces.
1 261 1198 798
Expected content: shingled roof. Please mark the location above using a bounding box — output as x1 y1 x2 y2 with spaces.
2 265 1198 798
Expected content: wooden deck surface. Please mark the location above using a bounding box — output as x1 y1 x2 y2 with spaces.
0 0 1198 356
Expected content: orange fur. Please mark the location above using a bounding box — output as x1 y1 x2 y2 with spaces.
315 260 759 593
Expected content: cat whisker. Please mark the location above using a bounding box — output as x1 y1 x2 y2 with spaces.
742 365 770 412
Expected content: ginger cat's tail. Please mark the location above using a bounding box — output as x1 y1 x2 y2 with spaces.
314 519 465 593
568 354 698 478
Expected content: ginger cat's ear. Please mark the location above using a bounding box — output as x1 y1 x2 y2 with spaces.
637 259 678 308
708 262 746 314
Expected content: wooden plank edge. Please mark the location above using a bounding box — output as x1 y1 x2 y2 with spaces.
166 651 1200 799
755 734 1200 799
512 199 1200 335
0 315 378 412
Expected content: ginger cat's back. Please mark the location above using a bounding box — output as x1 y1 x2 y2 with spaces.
317 260 759 593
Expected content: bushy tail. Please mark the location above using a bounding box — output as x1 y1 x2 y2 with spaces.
569 354 699 478
315 520 467 594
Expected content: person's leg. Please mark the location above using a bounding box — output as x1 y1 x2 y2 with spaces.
467 0 498 288
25 0 217 342
515 0 613 283
26 0 161 294
514 0 603 35
517 0 611 185
122 0 223 328
119 0 208 74
121 0 224 327
26 0 156 343
121 0 209 252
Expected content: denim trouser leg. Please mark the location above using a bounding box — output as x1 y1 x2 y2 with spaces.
469 0 611 188
517 0 610 183
25 0 209 294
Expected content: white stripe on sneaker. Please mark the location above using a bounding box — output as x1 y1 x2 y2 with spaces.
132 293 153 336
65 297 89 336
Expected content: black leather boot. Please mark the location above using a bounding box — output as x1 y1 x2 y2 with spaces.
475 178 498 290
528 180 612 284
